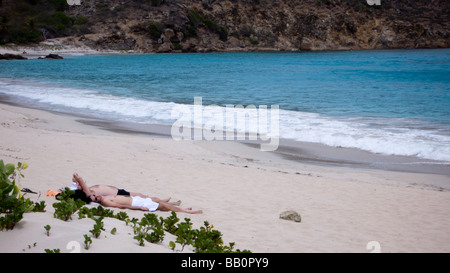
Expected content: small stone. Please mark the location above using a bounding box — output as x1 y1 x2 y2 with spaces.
280 210 301 222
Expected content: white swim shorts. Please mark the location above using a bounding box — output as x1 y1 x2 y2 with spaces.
131 196 159 212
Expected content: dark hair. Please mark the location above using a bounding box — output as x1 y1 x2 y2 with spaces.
71 190 92 204
55 189 91 204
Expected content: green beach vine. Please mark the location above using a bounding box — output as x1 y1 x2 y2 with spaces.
0 160 46 230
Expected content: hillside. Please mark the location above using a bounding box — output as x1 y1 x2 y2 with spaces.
1 0 449 52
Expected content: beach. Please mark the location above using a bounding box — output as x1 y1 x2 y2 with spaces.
0 38 119 59
1 102 449 253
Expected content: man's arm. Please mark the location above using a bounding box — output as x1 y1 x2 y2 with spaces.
99 197 149 211
99 197 126 209
73 173 93 197
131 206 150 211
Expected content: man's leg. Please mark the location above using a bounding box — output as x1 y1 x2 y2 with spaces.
152 197 181 206
132 194 181 206
129 192 148 198
157 202 202 214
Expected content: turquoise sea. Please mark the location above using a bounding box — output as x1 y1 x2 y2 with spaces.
0 49 449 162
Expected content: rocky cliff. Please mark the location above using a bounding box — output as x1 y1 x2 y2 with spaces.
3 0 449 52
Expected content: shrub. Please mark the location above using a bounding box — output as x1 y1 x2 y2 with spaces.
78 205 114 219
44 248 60 253
172 217 196 251
89 217 105 238
159 212 250 253
162 211 179 233
0 160 40 230
83 234 92 250
133 213 165 245
50 0 69 11
52 188 85 221
44 224 51 236
192 221 239 253
187 9 228 41
74 16 89 25
48 11 72 31
147 22 164 38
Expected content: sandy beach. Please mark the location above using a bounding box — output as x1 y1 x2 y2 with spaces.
1 101 449 253
0 37 121 59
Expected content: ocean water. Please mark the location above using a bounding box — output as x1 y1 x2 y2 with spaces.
0 49 449 162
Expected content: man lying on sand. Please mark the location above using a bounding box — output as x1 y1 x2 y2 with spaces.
70 173 202 214
72 173 174 204
91 194 202 214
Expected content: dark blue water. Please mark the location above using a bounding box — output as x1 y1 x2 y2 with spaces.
1 49 449 161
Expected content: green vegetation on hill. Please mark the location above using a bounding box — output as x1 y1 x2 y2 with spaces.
0 0 88 44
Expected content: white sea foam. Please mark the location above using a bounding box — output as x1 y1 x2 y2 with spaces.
1 78 449 162
278 109 450 162
0 78 177 124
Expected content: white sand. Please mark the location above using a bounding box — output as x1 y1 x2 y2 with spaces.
0 103 449 253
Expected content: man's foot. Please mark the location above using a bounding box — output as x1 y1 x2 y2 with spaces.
189 209 203 214
185 208 203 214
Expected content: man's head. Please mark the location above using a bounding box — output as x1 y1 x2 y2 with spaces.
90 194 103 203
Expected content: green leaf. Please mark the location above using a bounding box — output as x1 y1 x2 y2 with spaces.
169 241 176 250
4 164 15 176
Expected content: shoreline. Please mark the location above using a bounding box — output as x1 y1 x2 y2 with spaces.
2 97 450 191
80 117 450 179
2 40 449 59
1 102 450 253
0 39 124 59
1 93 449 186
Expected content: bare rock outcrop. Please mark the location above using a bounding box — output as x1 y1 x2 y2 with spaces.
0 53 27 60
62 0 450 53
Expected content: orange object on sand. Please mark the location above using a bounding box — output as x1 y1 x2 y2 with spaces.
46 190 61 196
